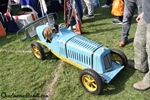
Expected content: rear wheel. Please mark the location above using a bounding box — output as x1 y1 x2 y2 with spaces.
79 69 104 95
31 42 45 60
111 49 128 67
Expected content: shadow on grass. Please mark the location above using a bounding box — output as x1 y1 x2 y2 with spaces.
128 38 134 44
122 38 134 47
82 14 113 24
45 52 59 60
101 59 135 95
81 26 121 36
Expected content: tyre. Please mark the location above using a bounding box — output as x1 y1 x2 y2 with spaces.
111 49 128 67
79 69 104 95
31 42 45 60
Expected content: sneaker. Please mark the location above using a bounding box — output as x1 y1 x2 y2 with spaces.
101 4 111 8
133 81 150 91
84 14 94 18
112 19 122 24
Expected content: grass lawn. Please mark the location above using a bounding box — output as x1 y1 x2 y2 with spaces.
0 1 150 100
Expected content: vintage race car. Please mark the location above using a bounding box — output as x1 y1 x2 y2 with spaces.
30 17 127 95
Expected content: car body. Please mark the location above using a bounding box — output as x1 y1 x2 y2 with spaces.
31 23 127 95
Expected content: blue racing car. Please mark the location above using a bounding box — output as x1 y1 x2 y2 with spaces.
30 14 128 95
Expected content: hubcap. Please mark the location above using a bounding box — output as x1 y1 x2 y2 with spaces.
82 74 97 91
32 46 41 59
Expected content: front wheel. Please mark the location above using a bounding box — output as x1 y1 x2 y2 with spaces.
31 42 45 60
111 49 128 67
79 69 104 95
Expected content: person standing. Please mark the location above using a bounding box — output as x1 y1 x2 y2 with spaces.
81 0 94 18
133 0 150 91
118 0 142 47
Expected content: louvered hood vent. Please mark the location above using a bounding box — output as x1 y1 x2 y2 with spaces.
65 35 103 68
67 35 102 52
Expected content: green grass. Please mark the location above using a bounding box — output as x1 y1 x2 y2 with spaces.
0 1 150 100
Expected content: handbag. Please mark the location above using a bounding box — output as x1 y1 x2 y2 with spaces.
111 0 124 16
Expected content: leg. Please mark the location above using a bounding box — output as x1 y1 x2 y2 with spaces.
133 19 150 90
75 0 83 19
143 22 150 84
134 18 148 73
121 1 136 41
84 0 94 15
81 0 86 14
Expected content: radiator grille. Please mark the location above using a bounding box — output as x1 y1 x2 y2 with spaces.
103 53 112 69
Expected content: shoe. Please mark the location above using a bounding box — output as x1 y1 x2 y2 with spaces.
84 14 94 18
127 60 149 73
101 4 111 8
119 40 127 47
133 81 150 91
127 60 135 69
112 19 122 24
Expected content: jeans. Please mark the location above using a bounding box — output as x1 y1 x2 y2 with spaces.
121 0 142 41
